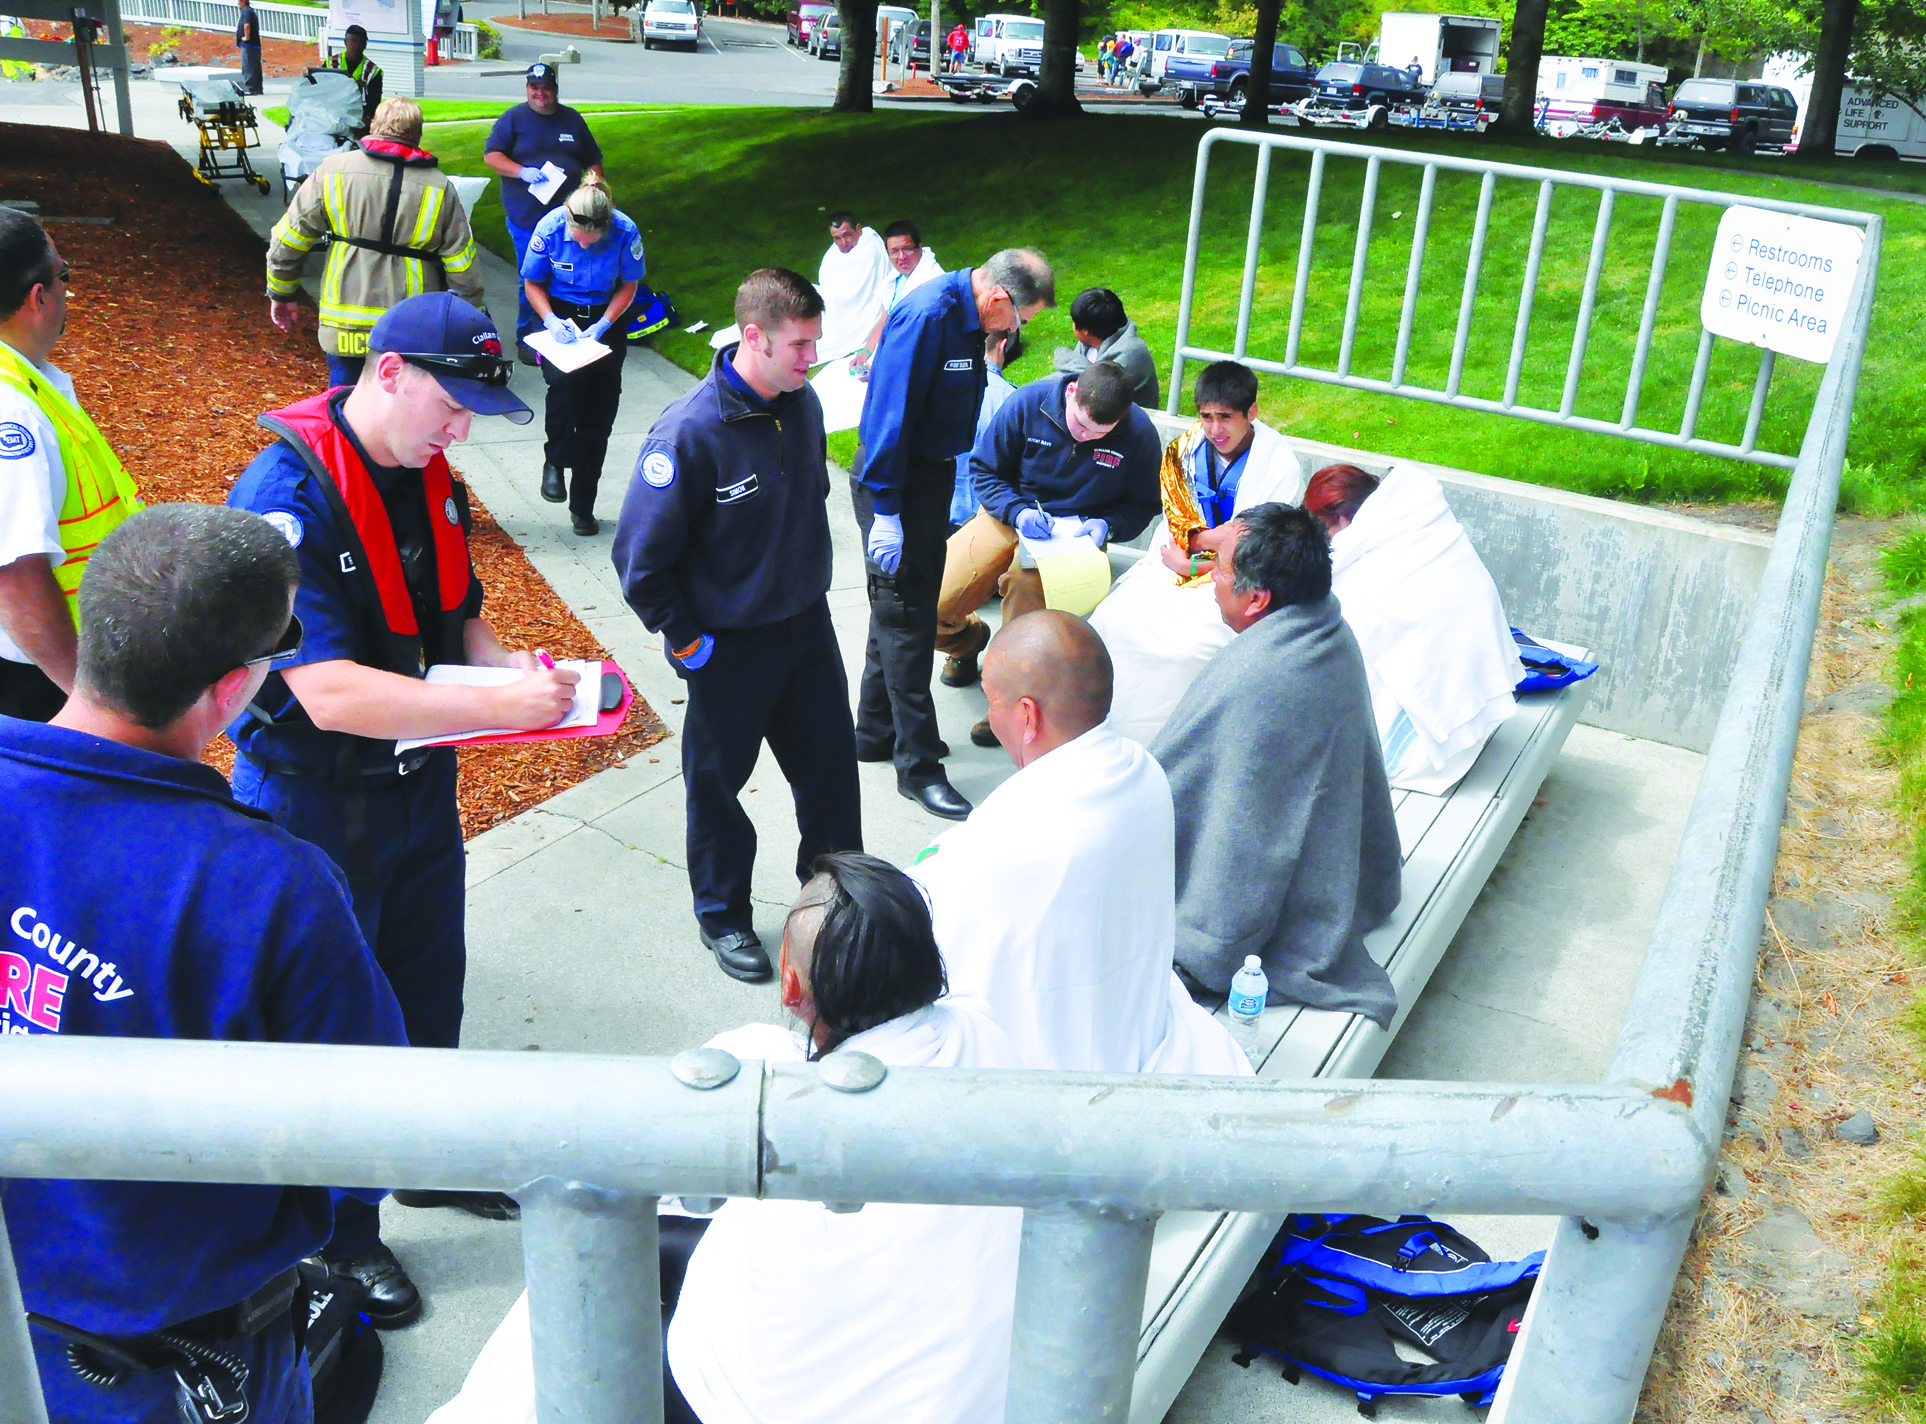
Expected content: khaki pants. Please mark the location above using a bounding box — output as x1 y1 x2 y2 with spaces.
935 509 1047 656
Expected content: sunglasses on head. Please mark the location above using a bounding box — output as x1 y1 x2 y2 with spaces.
244 614 304 669
398 352 513 386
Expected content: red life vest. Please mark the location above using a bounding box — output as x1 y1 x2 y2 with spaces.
258 390 473 676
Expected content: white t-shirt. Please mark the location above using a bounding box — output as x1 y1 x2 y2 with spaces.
0 342 72 665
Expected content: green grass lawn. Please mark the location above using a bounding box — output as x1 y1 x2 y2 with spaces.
423 108 1926 509
263 99 661 128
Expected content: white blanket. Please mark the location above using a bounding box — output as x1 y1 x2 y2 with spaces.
910 723 1252 1077
424 1006 1023 1424
1090 420 1301 748
815 226 891 363
1330 466 1517 794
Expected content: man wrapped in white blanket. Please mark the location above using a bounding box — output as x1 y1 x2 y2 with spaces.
424 854 1025 1424
1305 463 1520 795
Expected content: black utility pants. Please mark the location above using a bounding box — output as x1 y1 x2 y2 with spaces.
851 452 956 784
540 302 627 520
675 598 862 936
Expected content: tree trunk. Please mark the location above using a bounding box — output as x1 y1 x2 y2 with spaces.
834 0 877 112
1239 0 1282 128
1026 0 1083 118
1798 0 1858 157
1636 12 1644 61
1496 0 1549 136
1694 29 1705 77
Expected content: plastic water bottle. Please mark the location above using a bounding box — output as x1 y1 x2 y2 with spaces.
1228 955 1269 1026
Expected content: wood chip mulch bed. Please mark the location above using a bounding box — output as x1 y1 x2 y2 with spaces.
492 12 635 40
24 21 329 77
0 122 667 838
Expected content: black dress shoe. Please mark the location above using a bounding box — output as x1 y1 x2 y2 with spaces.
392 1189 520 1220
970 718 1000 748
900 775 972 821
857 739 948 763
571 513 599 536
700 925 772 982
326 1243 421 1329
541 463 566 503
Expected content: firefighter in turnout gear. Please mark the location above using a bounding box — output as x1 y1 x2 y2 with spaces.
226 293 577 1326
267 96 485 387
326 22 385 133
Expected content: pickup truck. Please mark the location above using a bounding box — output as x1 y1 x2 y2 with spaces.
1164 39 1316 109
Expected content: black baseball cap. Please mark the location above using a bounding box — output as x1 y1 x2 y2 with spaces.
525 62 559 85
368 293 533 425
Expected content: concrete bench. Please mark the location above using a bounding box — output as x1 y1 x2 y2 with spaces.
1127 674 1593 1424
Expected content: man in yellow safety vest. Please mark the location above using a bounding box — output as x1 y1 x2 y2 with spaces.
0 208 141 722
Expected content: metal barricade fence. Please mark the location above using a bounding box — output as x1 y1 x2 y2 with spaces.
0 136 1883 1424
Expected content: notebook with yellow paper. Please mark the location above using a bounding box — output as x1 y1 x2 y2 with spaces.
1016 530 1113 617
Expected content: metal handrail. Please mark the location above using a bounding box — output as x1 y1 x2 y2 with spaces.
1167 129 1879 472
0 137 1883 1424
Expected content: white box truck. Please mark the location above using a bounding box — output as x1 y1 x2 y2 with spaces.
1376 12 1502 86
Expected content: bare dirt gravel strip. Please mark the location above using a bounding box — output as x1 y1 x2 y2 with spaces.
0 122 666 837
1640 510 1909 1421
492 13 635 40
24 21 337 77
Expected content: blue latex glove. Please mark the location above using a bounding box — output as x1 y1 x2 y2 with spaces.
867 512 905 575
518 165 546 185
584 316 613 342
542 312 577 344
673 634 716 671
1014 507 1053 541
1080 517 1110 548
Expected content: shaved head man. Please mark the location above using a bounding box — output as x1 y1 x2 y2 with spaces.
980 610 1113 767
909 610 1248 1076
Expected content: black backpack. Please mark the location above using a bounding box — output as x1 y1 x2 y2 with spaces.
297 1263 384 1424
1226 1214 1542 1416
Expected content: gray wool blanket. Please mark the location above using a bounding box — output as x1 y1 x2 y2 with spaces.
1150 592 1403 1029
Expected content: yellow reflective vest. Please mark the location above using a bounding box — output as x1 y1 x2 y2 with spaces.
0 342 143 623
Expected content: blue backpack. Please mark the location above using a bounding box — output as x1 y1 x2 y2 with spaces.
1513 628 1598 694
1226 1214 1542 1416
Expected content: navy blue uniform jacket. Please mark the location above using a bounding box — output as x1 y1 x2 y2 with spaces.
969 374 1163 541
856 267 986 515
612 346 834 651
0 718 407 1336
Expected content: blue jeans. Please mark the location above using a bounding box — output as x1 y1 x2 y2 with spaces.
506 215 536 338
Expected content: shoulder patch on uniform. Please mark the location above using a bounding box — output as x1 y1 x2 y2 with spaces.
0 422 35 459
530 233 546 254
263 510 304 547
444 496 460 526
641 450 676 488
630 235 643 260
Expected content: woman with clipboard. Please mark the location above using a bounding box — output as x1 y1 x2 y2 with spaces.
520 177 645 536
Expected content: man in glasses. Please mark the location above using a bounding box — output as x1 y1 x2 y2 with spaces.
226 291 578 1325
852 247 1054 823
0 503 410 1424
0 207 142 723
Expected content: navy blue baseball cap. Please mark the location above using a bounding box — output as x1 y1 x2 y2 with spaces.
368 292 533 425
525 62 558 85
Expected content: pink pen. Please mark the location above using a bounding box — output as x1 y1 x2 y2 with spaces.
535 649 556 671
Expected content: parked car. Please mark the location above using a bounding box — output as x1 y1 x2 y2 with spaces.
785 0 832 47
1659 77 1798 152
974 13 1045 76
889 17 932 67
811 10 840 59
1431 69 1504 117
1300 59 1429 125
1142 28 1233 84
640 0 701 50
1170 38 1314 109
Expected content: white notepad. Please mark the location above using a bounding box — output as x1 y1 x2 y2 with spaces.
395 660 601 753
526 160 568 205
525 327 611 373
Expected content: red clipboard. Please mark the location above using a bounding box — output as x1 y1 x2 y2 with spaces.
431 660 636 750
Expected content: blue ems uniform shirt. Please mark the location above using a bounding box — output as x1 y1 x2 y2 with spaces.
226 394 484 772
969 374 1163 541
485 102 604 230
0 717 408 1338
521 206 646 306
612 345 832 651
856 267 986 515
